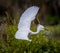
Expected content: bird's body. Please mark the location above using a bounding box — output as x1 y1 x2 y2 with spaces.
15 6 44 41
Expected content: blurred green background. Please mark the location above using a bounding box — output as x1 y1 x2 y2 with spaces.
0 0 60 53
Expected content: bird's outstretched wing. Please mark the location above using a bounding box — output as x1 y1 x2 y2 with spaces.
18 6 39 29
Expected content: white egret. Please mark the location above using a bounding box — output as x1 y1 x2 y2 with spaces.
15 6 44 41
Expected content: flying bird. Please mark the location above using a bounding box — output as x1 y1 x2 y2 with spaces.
15 6 44 41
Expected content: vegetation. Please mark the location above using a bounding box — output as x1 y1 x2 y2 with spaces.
0 24 60 53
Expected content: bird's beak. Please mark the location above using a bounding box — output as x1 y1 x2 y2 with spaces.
44 28 48 31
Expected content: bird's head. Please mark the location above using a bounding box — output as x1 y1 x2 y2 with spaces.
40 25 44 30
37 24 44 31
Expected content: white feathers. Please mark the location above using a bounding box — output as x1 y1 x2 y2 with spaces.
15 6 44 41
18 6 39 29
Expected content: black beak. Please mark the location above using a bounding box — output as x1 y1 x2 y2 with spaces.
44 28 48 31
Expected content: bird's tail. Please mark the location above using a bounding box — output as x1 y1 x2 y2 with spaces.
30 24 44 34
15 30 21 39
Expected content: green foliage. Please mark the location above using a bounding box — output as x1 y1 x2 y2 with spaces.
0 25 60 53
46 25 60 39
46 15 60 25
